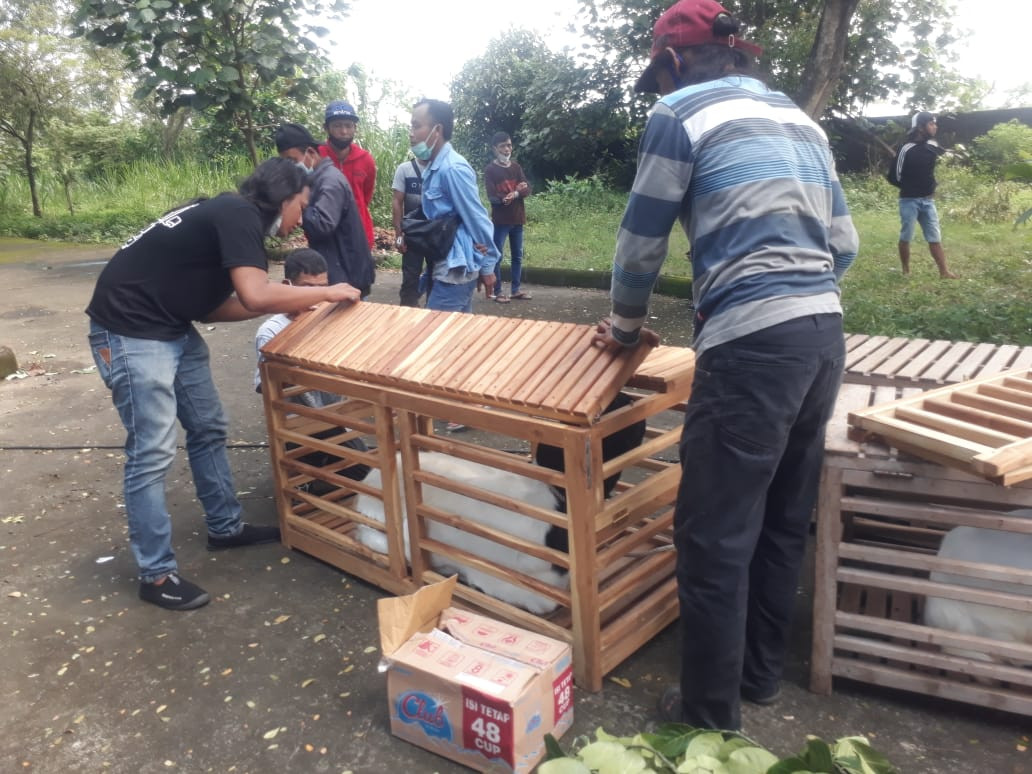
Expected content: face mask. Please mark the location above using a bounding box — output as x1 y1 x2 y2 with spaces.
295 161 312 175
328 135 352 151
267 214 283 237
411 126 438 161
494 150 511 164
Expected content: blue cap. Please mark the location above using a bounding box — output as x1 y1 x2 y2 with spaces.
325 100 359 124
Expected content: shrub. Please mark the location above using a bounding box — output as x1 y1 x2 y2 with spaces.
970 120 1032 178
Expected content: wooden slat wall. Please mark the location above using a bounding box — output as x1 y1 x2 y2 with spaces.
843 333 1032 389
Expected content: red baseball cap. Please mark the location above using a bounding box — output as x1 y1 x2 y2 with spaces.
635 0 762 93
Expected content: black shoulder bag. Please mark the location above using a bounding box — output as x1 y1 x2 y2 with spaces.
401 162 460 262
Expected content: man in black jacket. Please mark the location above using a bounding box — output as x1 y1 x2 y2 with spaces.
275 123 375 296
890 111 957 278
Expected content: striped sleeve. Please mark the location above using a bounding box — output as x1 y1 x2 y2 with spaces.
610 104 693 346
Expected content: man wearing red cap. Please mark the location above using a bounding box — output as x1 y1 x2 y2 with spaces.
594 0 858 731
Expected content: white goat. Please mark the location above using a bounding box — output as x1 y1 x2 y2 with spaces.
923 508 1032 663
353 451 569 615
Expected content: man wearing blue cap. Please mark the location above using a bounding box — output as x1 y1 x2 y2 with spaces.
319 100 377 248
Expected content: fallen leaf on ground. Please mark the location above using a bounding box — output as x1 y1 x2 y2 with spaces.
609 676 631 688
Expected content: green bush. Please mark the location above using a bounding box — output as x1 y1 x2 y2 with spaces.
0 208 154 243
970 120 1032 177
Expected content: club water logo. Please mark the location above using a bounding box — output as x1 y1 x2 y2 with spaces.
397 691 452 740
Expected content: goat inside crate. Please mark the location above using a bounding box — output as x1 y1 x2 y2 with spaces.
353 394 649 615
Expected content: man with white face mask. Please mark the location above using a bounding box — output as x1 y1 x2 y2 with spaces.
276 122 374 297
484 131 533 303
407 99 499 312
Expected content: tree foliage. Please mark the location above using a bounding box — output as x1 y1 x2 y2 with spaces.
73 0 349 165
576 0 982 119
0 0 113 215
449 30 634 185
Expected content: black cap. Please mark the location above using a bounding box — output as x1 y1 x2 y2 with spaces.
275 122 319 152
911 111 936 129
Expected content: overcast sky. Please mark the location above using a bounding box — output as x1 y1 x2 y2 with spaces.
326 0 1028 122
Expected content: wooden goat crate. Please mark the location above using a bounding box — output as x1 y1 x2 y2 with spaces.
259 302 695 690
812 383 1032 715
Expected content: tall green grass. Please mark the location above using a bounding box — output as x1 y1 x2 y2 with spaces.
0 156 256 241
1 153 1029 344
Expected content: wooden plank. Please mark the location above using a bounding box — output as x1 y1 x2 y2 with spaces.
835 635 1032 687
850 336 912 375
836 610 1032 668
974 437 1032 481
929 394 1032 435
844 335 890 370
920 341 977 383
868 338 932 378
843 333 870 352
1003 374 1032 394
893 405 1019 447
810 464 844 696
849 413 994 459
944 341 999 384
831 660 1032 715
840 496 1032 533
837 566 1032 613
976 344 1021 378
838 543 1032 587
1010 348 1032 372
894 339 954 381
979 383 1032 410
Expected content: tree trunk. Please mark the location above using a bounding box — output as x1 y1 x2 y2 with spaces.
161 107 190 158
794 0 861 119
25 109 41 217
243 108 258 167
63 176 75 216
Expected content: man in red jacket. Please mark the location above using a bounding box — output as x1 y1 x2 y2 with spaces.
319 100 377 248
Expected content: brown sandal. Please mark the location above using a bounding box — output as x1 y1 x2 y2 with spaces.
510 291 532 300
494 295 510 303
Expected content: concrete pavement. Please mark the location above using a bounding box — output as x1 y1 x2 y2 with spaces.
1 241 1029 773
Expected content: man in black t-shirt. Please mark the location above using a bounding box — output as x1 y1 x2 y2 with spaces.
890 112 957 278
86 158 363 611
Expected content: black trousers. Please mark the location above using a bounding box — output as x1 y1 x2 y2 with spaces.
674 313 845 730
399 251 432 307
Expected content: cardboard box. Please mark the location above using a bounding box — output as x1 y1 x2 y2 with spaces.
378 577 574 773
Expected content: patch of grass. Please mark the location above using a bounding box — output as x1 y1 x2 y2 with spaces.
2 161 1029 344
524 180 692 277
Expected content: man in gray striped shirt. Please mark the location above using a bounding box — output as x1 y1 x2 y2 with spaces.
594 0 858 731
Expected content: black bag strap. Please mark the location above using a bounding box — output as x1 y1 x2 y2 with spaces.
410 159 422 182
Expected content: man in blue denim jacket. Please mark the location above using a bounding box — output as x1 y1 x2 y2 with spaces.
405 99 499 312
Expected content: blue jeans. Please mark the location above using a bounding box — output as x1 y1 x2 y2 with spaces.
673 314 845 730
492 224 524 296
88 322 244 582
427 277 478 313
898 197 942 243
